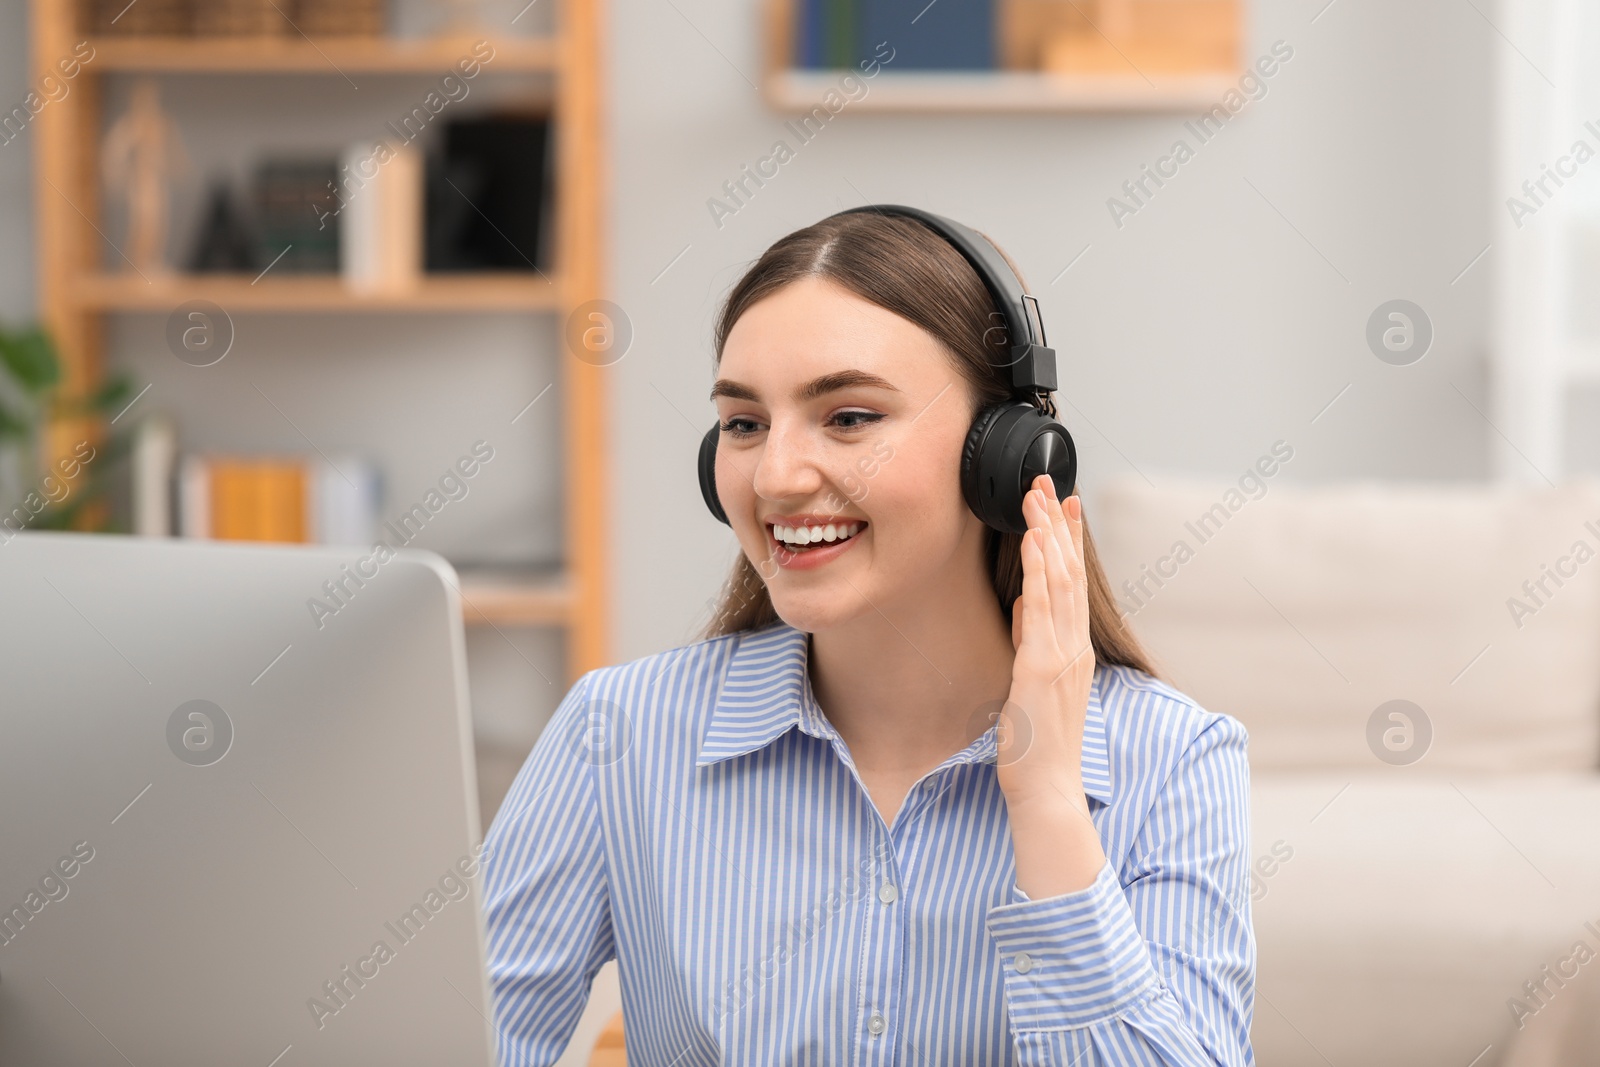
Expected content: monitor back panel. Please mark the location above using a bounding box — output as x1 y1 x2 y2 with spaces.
0 532 495 1067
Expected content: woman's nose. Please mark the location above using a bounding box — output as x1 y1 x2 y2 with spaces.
750 419 824 504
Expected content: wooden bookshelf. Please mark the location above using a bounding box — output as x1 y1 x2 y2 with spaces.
30 1 610 682
458 566 573 627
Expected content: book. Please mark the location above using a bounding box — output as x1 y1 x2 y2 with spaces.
341 139 424 294
794 0 857 69
179 455 211 539
310 455 382 546
132 414 177 538
254 158 341 273
827 0 854 69
856 0 995 70
797 0 825 66
425 115 549 272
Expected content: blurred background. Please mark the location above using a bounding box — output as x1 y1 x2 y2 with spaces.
5 0 1600 1063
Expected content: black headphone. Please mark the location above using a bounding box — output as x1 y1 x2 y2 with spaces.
697 203 1075 537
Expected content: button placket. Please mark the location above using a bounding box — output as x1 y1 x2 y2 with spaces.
857 838 903 1064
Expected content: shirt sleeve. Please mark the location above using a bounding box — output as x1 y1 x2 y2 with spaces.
481 669 617 1067
984 715 1255 1066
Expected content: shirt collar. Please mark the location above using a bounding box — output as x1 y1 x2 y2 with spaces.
695 620 1114 807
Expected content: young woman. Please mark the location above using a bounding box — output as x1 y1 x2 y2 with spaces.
481 209 1255 1065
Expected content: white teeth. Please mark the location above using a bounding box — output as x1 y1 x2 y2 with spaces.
773 521 863 547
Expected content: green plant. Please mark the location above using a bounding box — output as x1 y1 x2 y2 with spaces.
0 322 135 533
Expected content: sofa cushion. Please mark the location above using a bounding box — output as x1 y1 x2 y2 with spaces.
1249 771 1600 1067
1089 474 1600 772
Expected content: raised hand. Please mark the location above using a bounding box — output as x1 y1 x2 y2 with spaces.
996 473 1095 817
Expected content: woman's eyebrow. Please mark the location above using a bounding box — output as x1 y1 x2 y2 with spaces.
709 370 901 403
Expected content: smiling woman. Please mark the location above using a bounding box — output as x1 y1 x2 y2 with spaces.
480 207 1256 1066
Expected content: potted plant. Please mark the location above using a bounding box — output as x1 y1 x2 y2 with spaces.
0 321 135 534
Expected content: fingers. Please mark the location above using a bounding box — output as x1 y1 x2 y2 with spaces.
1025 480 1075 649
1035 474 1084 587
1017 523 1054 658
1026 476 1090 657
1063 492 1085 586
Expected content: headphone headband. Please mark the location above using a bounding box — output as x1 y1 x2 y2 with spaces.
824 204 1058 397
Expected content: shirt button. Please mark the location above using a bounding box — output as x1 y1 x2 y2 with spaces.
867 1012 887 1035
1014 952 1034 974
877 883 898 904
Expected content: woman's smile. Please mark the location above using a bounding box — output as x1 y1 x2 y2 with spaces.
766 517 869 570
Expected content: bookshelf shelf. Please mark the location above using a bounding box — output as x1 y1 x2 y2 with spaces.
87 35 561 74
76 272 562 312
458 567 573 627
32 0 611 684
763 68 1241 113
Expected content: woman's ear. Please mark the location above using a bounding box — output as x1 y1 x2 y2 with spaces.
1011 596 1023 651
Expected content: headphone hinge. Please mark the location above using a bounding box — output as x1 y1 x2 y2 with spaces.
1020 293 1047 347
1010 343 1057 394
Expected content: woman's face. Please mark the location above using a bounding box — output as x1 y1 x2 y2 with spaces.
713 275 986 633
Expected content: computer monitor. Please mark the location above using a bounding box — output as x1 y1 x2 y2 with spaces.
0 531 496 1067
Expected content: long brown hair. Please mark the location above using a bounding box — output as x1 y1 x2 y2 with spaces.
697 210 1159 678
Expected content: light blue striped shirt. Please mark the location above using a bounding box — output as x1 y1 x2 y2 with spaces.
482 619 1255 1065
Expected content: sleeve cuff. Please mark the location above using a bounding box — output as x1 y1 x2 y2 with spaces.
985 858 1163 1030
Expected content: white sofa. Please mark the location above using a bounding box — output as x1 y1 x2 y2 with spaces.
1091 472 1600 1067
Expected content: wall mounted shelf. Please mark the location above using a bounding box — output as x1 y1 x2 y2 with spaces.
763 69 1243 114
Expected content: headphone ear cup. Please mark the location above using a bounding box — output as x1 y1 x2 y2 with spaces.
960 404 1010 526
961 402 1076 535
698 423 730 526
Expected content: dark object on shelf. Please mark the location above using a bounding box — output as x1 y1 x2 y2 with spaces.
85 0 189 35
855 0 995 70
295 0 387 36
425 115 549 273
191 0 282 35
188 177 261 273
423 155 481 272
253 159 340 273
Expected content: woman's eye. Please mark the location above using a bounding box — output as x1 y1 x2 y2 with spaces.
719 411 884 438
830 410 885 431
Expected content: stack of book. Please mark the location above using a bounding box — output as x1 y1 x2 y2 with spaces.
133 417 379 545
